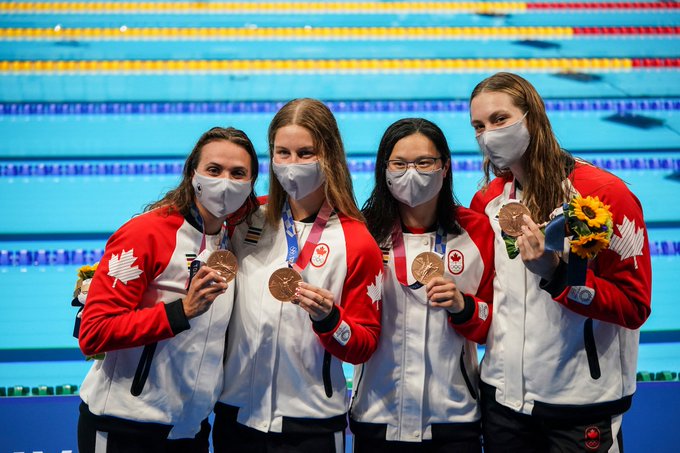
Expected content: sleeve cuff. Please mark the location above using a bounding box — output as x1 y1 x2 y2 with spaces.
312 305 340 334
165 299 191 335
539 260 569 298
448 295 476 324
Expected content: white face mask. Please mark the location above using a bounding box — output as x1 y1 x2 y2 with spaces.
477 113 530 170
272 161 325 201
386 168 444 208
192 172 251 218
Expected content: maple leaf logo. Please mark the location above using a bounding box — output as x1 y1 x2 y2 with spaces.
366 271 383 309
107 249 143 288
609 216 645 269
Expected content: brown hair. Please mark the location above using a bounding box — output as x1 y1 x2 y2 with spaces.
470 72 573 223
265 98 363 226
146 126 259 225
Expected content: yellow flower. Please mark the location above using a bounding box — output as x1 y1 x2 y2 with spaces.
570 232 610 260
571 196 611 229
77 263 99 280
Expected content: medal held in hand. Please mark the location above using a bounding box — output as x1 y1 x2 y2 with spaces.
411 251 445 285
269 267 303 302
206 250 238 283
498 202 532 237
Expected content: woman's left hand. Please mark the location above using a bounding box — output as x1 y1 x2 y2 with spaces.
426 276 465 313
294 281 335 321
516 214 560 280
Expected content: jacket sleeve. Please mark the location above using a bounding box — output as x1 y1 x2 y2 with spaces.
448 207 495 344
541 170 652 329
312 218 382 364
79 213 190 356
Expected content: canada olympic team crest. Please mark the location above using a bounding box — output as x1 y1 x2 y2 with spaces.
447 250 464 275
311 243 330 268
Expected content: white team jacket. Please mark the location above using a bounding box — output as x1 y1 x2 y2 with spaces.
350 207 494 442
79 209 234 439
217 205 383 434
470 163 652 418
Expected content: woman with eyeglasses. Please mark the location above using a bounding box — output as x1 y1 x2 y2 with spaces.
469 72 651 452
350 118 494 452
212 98 383 453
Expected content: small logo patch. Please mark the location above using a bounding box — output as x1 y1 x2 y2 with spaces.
311 243 330 268
185 253 197 270
568 286 595 305
244 225 262 245
333 321 352 346
478 302 489 321
448 250 464 275
380 246 391 266
584 426 600 451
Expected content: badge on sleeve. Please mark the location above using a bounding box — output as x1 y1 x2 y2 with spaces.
609 216 645 269
478 302 489 321
107 249 143 288
366 272 383 310
568 286 595 305
333 320 352 346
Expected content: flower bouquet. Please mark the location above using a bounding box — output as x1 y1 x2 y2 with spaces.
564 195 613 260
72 263 105 360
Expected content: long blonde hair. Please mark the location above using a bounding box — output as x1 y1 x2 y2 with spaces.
265 98 363 226
471 72 573 223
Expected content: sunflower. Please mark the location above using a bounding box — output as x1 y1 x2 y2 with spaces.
77 263 98 280
570 232 610 260
571 196 612 229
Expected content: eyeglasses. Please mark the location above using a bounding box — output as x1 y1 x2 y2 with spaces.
386 157 442 176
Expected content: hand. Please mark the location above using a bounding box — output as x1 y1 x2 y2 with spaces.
426 275 465 313
516 214 560 280
183 266 229 319
293 281 334 322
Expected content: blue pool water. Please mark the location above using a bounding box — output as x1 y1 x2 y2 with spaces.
0 0 679 415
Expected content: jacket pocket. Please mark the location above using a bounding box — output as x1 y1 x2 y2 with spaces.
583 318 601 380
459 346 478 400
130 343 157 396
322 350 333 398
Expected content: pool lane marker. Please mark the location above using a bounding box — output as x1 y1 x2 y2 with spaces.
3 99 680 116
4 58 678 74
1 26 678 41
0 2 677 14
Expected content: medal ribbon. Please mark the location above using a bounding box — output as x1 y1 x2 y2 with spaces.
190 204 230 254
391 224 446 289
282 200 333 273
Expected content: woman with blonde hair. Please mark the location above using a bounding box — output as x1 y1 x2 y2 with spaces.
213 98 383 453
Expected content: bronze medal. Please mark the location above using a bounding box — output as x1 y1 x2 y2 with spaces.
268 267 303 302
206 250 238 283
411 251 445 285
498 202 532 237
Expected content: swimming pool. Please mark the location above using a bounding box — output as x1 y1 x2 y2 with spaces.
1 1 679 446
